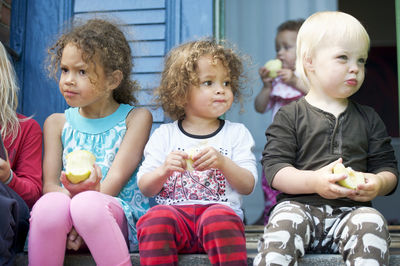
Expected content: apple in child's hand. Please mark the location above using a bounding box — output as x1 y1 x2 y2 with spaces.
185 147 200 172
333 163 365 189
65 150 96 184
264 59 282 78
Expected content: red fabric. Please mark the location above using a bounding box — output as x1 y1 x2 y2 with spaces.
137 204 247 266
4 114 42 208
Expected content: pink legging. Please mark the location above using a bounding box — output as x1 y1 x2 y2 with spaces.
28 191 131 266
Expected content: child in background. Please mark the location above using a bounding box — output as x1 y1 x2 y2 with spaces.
254 19 306 116
0 41 42 266
28 19 151 266
254 11 398 266
254 19 307 225
136 39 258 265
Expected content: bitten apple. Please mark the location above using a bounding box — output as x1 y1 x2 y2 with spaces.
65 150 96 184
264 59 282 78
333 163 365 189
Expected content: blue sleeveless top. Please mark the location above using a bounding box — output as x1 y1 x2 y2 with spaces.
61 104 149 251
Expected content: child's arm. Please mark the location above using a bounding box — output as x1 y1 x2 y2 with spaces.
254 66 273 113
273 160 397 201
43 114 103 197
138 150 188 197
277 68 309 95
42 113 70 195
272 158 357 199
100 107 152 196
5 120 42 208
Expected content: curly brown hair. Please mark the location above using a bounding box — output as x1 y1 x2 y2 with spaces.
47 18 139 104
155 39 245 120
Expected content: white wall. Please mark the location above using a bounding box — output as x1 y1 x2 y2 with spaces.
224 0 338 224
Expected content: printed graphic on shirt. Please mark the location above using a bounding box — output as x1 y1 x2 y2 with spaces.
155 169 227 205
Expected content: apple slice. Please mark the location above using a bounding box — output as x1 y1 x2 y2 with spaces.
333 163 365 189
264 59 282 78
65 150 96 184
185 147 198 172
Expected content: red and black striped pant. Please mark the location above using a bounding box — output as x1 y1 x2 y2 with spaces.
137 204 247 266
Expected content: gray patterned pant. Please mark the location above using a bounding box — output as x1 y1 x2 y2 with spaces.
253 201 390 266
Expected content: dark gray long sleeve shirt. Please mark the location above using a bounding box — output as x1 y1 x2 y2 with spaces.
262 98 398 208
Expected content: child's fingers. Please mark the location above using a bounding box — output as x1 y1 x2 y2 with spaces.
347 190 374 202
328 158 343 169
330 173 348 183
87 164 101 184
165 156 186 172
259 67 269 78
60 171 73 189
171 150 188 160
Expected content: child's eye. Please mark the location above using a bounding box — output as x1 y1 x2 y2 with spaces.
358 58 366 65
60 67 68 73
202 80 212 86
79 69 86 75
338 55 347 60
223 81 231 87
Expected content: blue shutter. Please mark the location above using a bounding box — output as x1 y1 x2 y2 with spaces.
10 0 73 127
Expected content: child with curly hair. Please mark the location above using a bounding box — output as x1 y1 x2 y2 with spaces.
136 39 258 265
28 19 151 266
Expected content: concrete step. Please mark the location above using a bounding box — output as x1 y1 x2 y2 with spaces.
15 225 400 265
13 252 400 266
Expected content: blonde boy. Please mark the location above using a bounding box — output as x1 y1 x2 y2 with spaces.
254 11 398 266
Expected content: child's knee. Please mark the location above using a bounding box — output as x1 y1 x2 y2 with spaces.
30 192 72 233
138 205 177 222
267 202 309 233
70 191 109 228
201 204 243 227
347 207 388 235
137 205 179 239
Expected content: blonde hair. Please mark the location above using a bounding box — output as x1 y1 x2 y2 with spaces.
155 39 245 120
0 41 20 141
296 11 370 88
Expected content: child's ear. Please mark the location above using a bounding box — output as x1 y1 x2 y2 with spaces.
107 70 123 90
304 56 314 72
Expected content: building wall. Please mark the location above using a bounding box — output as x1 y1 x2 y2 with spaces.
0 0 11 45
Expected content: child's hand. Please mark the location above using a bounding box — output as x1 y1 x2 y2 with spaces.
191 146 224 171
66 227 84 251
60 164 102 197
313 159 357 199
161 151 187 176
258 67 274 87
347 173 381 202
277 68 296 85
0 157 11 183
